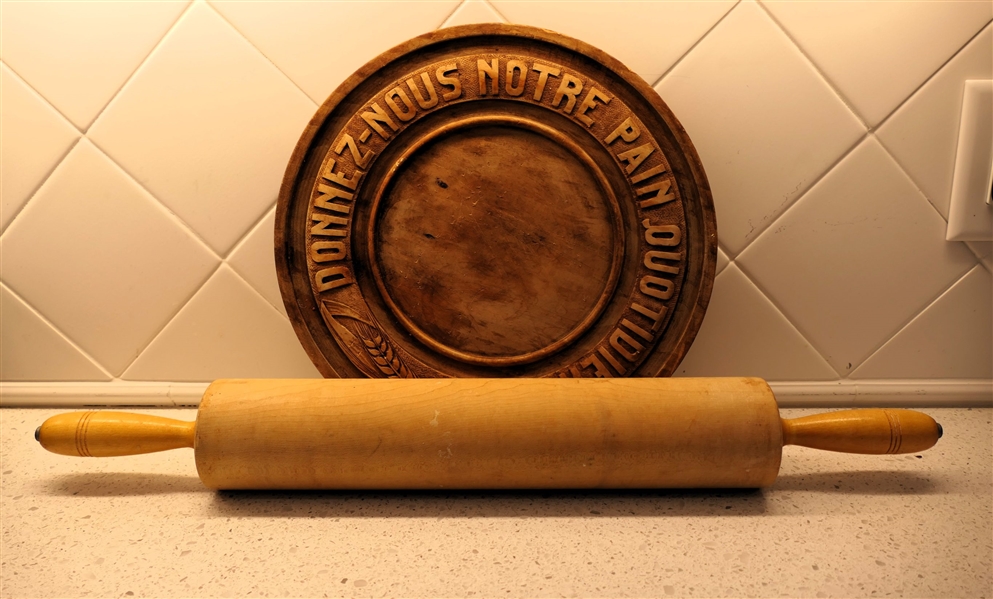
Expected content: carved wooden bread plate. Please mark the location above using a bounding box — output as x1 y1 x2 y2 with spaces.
276 24 716 378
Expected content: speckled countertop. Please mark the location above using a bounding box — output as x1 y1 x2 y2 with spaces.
1 407 990 598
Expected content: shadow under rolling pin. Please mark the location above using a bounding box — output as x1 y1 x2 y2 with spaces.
36 378 941 490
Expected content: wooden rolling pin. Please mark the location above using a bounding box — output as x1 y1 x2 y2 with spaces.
35 378 941 490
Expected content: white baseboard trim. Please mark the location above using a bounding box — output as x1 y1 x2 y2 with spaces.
770 380 992 407
1 379 990 408
0 382 208 407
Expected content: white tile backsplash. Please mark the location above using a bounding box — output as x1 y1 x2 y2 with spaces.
656 0 866 257
877 25 993 219
715 247 730 277
491 0 737 85
0 140 219 375
674 265 838 381
0 64 80 233
88 2 317 255
210 0 461 105
0 284 109 382
1 0 990 393
763 0 992 126
738 137 978 375
966 241 993 273
443 0 506 28
0 0 189 130
227 205 285 316
122 265 320 381
852 265 993 380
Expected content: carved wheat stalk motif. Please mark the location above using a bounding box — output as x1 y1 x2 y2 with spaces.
319 300 414 378
361 329 411 378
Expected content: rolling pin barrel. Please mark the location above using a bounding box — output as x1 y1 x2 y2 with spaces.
194 378 784 490
35 378 942 490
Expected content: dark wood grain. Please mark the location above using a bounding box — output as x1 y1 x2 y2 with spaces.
275 24 717 378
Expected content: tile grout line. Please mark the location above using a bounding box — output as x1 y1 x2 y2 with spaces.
0 60 82 136
85 139 223 262
849 263 983 380
870 134 986 274
731 130 871 260
731 8 987 369
115 260 226 379
4 0 312 381
974 247 992 274
82 0 273 259
875 133 953 222
438 0 471 28
80 0 196 136
872 19 993 134
223 203 289 314
73 148 243 377
206 0 320 107
0 137 81 241
755 0 870 131
870 23 993 263
0 281 115 380
735 131 981 378
656 0 870 261
83 0 308 262
729 260 842 379
117 262 295 383
0 61 84 238
481 0 509 24
650 0 741 88
873 133 983 256
874 22 993 224
226 261 293 325
1 1 212 383
223 200 276 262
1 2 201 250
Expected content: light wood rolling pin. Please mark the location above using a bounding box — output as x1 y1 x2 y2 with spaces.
35 378 941 490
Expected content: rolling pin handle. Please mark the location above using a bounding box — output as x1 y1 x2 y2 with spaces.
781 408 941 454
36 411 196 457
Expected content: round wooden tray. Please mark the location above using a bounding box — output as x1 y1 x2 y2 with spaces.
276 24 716 378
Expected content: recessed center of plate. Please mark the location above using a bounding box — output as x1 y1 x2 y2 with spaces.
370 117 623 367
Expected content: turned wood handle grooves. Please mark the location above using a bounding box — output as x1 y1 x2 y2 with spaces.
36 411 196 457
781 408 941 454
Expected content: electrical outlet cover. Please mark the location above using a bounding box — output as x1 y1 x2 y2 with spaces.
946 79 993 241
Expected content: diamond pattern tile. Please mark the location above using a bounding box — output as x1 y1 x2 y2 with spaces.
877 25 993 219
0 0 189 130
716 246 730 276
88 2 317 255
0 64 79 233
210 0 460 105
443 0 506 27
738 137 978 375
227 205 285 316
2 3 990 388
0 284 109 382
966 241 993 273
491 0 736 85
122 266 321 381
656 0 865 257
674 265 837 381
764 0 992 127
852 265 992 380
0 140 219 376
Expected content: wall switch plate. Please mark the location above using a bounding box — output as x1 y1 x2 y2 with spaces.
946 79 993 241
